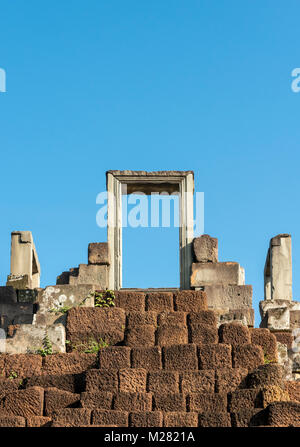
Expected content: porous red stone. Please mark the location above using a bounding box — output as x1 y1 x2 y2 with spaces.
80 391 113 409
131 347 162 370
119 369 147 393
146 292 174 311
92 410 128 427
198 344 232 369
163 344 198 370
174 291 207 312
250 328 278 362
148 371 179 394
218 323 251 346
98 346 131 369
43 352 97 375
232 344 265 371
114 291 145 312
180 370 215 393
156 325 188 346
1 386 44 418
153 393 186 412
114 392 153 412
164 412 198 427
129 411 163 427
44 387 80 415
85 369 118 393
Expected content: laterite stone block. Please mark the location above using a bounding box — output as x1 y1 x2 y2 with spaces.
250 328 278 363
267 402 300 427
232 344 264 371
156 325 188 346
131 347 162 370
0 378 19 398
285 381 300 402
199 412 231 427
26 373 85 394
158 312 187 326
174 291 207 312
164 412 198 427
80 391 113 409
180 370 215 393
198 344 232 369
148 371 179 394
52 408 91 427
114 291 146 312
188 310 217 327
125 326 156 347
43 353 97 375
66 307 126 348
261 385 290 408
189 323 218 344
231 409 266 427
92 410 128 427
26 416 51 427
0 416 26 427
215 368 248 393
163 344 198 371
85 369 118 393
228 389 262 412
246 364 284 388
1 354 42 379
1 387 44 418
218 323 251 346
188 392 227 413
119 369 147 393
153 393 186 412
99 346 131 369
146 292 174 311
127 311 157 328
44 388 80 415
129 411 163 427
273 331 293 349
114 392 152 412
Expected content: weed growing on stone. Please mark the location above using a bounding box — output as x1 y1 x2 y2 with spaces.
8 371 18 380
69 337 109 353
49 304 72 315
93 290 115 308
36 333 53 357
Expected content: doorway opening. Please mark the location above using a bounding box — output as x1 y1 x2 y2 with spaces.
122 193 180 289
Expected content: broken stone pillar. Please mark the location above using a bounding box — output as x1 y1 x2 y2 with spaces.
88 242 109 265
260 234 300 380
193 234 218 263
6 231 41 289
56 242 109 289
191 235 253 327
264 234 292 301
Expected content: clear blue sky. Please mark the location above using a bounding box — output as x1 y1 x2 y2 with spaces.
1 1 300 326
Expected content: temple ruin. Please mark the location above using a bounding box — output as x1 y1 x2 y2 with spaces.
0 170 299 427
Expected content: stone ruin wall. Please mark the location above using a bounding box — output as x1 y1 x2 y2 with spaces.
0 168 299 428
1 230 300 379
0 231 298 427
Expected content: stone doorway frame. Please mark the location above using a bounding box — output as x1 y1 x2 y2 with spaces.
106 170 194 290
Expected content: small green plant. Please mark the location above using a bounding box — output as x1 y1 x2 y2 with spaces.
83 338 109 354
93 290 115 308
49 295 89 315
264 351 275 365
49 304 72 315
36 333 53 357
8 371 18 380
71 338 109 353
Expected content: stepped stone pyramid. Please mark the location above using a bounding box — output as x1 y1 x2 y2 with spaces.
0 171 299 427
0 290 299 427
